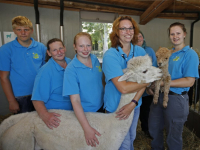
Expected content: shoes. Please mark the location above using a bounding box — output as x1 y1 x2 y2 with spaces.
143 130 153 139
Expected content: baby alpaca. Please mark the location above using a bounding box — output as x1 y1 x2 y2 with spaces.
153 47 173 108
0 55 162 150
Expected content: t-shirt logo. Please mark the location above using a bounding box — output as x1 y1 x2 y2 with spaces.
173 56 180 61
33 53 39 59
96 66 102 72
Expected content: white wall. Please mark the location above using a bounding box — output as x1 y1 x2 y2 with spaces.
0 3 199 115
131 15 200 52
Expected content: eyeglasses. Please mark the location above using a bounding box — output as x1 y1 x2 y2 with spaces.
119 27 134 33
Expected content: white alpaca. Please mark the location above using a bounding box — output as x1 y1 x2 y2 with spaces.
0 55 162 150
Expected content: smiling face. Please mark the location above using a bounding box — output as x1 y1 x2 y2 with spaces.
13 26 33 43
136 33 144 47
169 25 186 47
47 41 66 63
74 35 92 59
118 19 134 46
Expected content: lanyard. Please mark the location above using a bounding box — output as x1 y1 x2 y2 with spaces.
116 46 134 65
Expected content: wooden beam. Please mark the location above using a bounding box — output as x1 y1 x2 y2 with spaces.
139 0 174 25
157 12 198 20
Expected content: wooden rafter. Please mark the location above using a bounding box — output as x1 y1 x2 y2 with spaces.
139 0 174 25
0 0 199 21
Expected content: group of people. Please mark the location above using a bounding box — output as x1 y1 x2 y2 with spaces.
0 15 199 150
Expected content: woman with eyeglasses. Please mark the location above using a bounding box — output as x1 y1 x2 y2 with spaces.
102 16 150 150
31 38 73 129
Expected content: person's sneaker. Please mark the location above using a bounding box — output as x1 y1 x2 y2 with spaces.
144 130 153 139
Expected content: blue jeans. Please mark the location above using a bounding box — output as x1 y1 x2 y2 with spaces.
119 107 140 150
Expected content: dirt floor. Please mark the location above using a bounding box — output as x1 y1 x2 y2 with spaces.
1 114 200 150
134 121 200 150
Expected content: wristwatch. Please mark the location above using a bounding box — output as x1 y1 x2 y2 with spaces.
131 99 138 106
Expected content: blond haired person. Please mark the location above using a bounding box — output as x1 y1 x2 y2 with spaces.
63 32 104 147
0 16 46 114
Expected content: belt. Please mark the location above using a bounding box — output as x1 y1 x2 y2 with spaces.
168 91 187 95
15 95 32 98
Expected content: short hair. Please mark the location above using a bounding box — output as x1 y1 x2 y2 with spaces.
12 16 33 29
138 31 146 49
110 16 139 48
168 22 187 36
45 38 65 62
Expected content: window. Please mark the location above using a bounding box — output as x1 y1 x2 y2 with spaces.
82 22 112 62
80 11 117 62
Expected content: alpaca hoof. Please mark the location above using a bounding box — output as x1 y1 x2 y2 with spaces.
153 100 158 105
163 103 167 108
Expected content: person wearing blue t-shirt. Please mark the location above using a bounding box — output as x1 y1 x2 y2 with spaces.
136 31 156 138
63 32 104 147
0 16 46 114
148 22 199 150
102 16 150 150
32 38 72 129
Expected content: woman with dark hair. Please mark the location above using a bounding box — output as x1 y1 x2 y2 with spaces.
31 38 73 129
148 22 199 150
136 31 156 138
102 16 150 150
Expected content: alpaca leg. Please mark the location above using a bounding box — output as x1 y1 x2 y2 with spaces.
163 76 171 108
153 80 161 104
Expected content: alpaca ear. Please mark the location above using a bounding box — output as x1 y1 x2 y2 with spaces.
118 70 134 81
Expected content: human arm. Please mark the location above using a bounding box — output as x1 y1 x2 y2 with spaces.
166 77 195 87
70 94 101 147
159 77 195 88
111 76 149 94
32 100 61 129
146 77 195 95
116 87 146 120
0 71 19 113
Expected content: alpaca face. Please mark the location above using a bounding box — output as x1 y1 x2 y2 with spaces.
156 47 172 67
119 55 162 83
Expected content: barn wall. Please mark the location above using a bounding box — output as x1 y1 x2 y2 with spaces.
0 3 199 115
130 15 200 52
0 3 80 115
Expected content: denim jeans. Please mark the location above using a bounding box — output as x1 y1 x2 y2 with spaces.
119 107 140 150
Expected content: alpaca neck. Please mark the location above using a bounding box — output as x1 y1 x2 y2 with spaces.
160 63 169 77
114 77 137 114
115 93 136 113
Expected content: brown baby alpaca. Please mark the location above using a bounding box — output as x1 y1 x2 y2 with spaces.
153 47 173 108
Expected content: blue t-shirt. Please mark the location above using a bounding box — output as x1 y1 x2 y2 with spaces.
144 46 157 66
31 57 73 110
169 45 199 94
143 46 157 97
102 44 146 113
0 37 46 97
63 54 104 112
